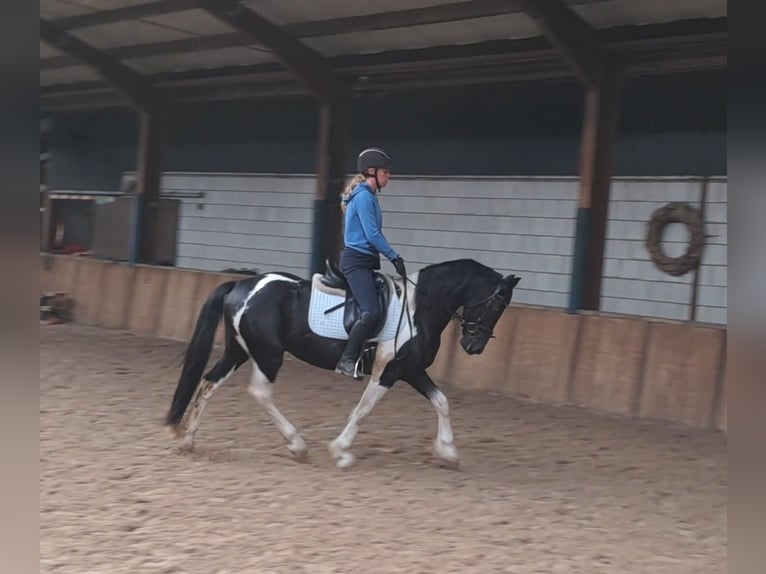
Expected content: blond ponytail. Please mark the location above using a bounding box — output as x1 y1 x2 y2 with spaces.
340 174 365 213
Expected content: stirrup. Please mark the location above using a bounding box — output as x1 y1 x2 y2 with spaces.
352 356 364 380
335 356 364 381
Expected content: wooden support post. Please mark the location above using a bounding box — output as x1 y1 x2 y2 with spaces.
41 18 170 266
40 190 53 252
523 0 623 312
569 66 622 311
311 93 352 276
131 110 168 264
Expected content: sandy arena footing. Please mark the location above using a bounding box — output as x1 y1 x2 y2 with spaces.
41 324 726 574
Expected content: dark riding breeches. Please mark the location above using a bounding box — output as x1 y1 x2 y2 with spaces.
339 248 382 326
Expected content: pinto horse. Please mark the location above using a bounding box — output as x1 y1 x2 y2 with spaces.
164 258 521 468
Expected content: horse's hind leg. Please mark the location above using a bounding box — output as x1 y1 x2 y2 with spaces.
181 339 247 451
247 355 307 461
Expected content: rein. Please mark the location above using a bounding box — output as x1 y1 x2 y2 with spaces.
392 275 415 359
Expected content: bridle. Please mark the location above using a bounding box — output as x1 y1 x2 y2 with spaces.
445 289 509 339
395 276 509 350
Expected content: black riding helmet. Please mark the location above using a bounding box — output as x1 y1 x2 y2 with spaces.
357 148 392 191
357 148 392 173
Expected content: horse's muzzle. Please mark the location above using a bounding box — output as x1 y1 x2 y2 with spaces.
460 335 488 355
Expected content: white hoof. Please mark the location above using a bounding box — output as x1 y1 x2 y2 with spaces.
329 439 355 468
288 436 308 461
179 436 195 453
434 439 460 468
335 452 356 469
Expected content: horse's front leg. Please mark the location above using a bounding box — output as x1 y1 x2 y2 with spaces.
329 374 390 469
403 370 460 468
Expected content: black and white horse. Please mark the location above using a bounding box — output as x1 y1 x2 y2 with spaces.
165 258 521 468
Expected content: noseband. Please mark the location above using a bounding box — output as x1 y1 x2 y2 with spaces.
447 290 509 339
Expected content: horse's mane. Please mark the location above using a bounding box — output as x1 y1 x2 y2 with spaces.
414 259 501 312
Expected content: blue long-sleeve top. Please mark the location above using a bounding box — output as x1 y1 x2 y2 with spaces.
342 182 399 261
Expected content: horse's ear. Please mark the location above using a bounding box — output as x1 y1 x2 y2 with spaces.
504 274 521 288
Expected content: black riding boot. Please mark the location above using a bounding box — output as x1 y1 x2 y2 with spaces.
335 312 373 380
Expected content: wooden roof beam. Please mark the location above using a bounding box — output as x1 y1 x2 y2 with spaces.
39 18 164 113
522 0 613 87
196 0 342 103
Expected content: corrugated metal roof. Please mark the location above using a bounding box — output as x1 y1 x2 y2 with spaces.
126 46 274 74
128 8 233 34
243 0 476 26
40 0 727 106
41 66 102 86
575 0 726 28
304 14 542 57
40 42 63 58
72 19 198 47
42 0 145 18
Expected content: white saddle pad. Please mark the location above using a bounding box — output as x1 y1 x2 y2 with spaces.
307 274 404 341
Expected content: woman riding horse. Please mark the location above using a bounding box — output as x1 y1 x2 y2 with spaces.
163 148 522 468
336 147 407 379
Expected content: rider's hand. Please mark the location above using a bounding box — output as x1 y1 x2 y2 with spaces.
392 256 407 278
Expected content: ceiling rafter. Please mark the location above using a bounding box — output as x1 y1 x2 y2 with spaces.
41 20 726 88
40 10 726 76
196 0 342 102
39 0 727 111
41 32 249 70
40 26 727 112
41 0 529 70
522 0 612 86
39 18 164 113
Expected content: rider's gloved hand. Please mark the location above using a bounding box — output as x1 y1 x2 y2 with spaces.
392 256 407 278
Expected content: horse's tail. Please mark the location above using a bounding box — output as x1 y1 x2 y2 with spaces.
164 280 237 431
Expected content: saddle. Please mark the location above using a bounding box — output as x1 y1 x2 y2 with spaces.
320 258 391 336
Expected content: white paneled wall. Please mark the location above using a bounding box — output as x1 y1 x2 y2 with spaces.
155 172 726 325
162 173 316 277
696 179 727 324
379 176 578 308
602 177 726 324
603 179 699 321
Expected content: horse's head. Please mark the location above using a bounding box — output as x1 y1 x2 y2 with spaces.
458 273 521 355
